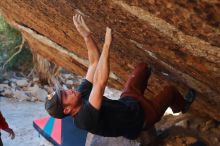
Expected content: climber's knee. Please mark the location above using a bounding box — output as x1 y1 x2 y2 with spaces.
136 63 148 69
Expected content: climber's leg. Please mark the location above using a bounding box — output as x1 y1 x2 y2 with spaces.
141 85 186 128
120 63 151 100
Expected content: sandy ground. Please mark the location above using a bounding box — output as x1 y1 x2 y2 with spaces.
0 97 51 146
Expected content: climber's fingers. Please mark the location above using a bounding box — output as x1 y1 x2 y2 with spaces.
104 27 112 47
77 14 81 25
80 15 90 32
73 15 79 27
73 14 81 26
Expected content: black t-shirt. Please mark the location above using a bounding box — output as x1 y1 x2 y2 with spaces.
73 79 144 140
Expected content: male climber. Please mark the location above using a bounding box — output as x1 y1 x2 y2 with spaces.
45 14 196 140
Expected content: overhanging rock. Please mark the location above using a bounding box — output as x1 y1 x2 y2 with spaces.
0 0 219 120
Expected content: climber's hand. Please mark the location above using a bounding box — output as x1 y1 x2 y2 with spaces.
4 128 15 140
73 14 91 38
104 27 112 48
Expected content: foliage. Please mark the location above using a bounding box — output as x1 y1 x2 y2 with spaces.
0 15 59 84
0 15 33 73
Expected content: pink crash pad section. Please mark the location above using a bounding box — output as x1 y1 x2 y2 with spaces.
33 116 50 129
51 119 62 145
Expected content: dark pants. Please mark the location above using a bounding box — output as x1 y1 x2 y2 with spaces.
0 133 3 146
120 63 185 128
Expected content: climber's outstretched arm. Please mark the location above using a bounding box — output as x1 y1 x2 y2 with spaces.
73 14 100 83
89 27 112 110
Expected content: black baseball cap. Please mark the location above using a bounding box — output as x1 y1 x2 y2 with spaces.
45 86 67 119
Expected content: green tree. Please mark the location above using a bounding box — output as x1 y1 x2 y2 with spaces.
0 16 33 73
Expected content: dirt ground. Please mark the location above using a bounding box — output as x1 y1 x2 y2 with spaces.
0 97 51 146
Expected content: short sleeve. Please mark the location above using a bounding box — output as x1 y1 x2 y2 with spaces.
76 79 93 100
74 102 99 131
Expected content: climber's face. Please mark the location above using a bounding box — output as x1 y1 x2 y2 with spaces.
61 89 81 115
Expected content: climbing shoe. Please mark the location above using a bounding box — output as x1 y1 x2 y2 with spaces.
182 88 196 113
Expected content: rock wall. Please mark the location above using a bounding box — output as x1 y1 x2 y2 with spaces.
0 0 219 120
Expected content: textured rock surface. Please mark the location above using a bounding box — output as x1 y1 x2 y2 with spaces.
15 79 29 87
0 0 219 120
